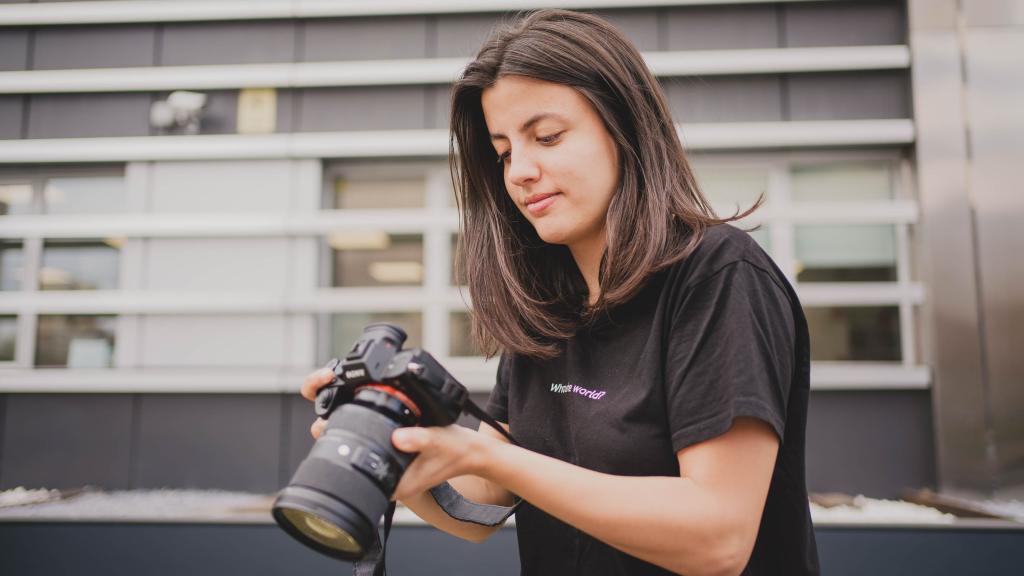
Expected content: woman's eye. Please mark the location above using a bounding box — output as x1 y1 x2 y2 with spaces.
538 131 563 144
497 151 510 164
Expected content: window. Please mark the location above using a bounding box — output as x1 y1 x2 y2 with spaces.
40 240 121 291
322 162 452 360
0 183 35 215
805 305 901 361
317 155 919 391
35 315 117 368
0 241 24 291
0 170 125 371
330 232 424 287
43 176 126 214
691 153 918 376
0 315 16 362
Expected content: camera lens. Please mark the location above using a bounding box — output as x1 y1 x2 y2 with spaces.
273 388 417 560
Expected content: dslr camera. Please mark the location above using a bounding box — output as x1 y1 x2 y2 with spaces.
272 323 476 560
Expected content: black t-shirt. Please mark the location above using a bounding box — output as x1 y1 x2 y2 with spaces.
486 224 820 575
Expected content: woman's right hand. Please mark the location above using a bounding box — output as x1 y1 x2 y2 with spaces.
301 365 336 440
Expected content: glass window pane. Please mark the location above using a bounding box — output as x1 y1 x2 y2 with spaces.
43 176 126 214
0 315 16 362
35 315 116 368
805 305 901 361
40 240 120 291
334 177 425 209
0 183 35 215
330 313 422 360
691 164 769 207
449 311 481 357
792 162 893 202
1 241 24 291
796 224 897 282
330 233 423 287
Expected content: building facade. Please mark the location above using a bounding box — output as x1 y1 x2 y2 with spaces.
1 0 1019 500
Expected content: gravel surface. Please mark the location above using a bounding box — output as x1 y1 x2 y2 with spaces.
0 488 276 522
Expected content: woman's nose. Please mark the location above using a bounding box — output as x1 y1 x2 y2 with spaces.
507 149 540 188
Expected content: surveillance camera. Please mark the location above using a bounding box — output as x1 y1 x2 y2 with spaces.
150 90 207 134
149 100 176 129
167 90 207 113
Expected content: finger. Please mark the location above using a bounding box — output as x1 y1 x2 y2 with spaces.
310 417 327 439
301 368 335 401
392 427 430 453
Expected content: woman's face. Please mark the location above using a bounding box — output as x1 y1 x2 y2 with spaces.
481 76 620 251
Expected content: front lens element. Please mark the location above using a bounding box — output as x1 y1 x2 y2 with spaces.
279 507 363 556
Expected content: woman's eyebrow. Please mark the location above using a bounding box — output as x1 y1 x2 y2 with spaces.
490 112 567 141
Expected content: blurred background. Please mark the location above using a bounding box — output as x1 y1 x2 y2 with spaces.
0 0 1022 574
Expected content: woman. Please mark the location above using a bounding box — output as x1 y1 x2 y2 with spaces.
304 9 819 576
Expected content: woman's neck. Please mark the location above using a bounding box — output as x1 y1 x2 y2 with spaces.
569 233 606 306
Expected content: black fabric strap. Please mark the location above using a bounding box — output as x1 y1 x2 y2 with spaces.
352 500 396 576
352 399 519 576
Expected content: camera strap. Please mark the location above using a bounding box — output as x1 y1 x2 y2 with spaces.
352 399 521 576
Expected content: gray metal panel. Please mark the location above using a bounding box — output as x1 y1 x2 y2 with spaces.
0 394 134 490
134 394 281 492
137 316 290 368
276 88 297 133
0 96 23 139
908 0 959 30
963 0 1024 27
786 71 910 120
665 4 780 50
148 159 294 213
297 86 427 132
783 0 906 47
806 391 936 499
159 21 295 66
434 13 505 58
588 8 661 51
664 75 783 122
143 238 291 293
32 25 156 70
908 8 991 493
0 29 29 71
426 84 452 129
963 26 1024 493
191 89 237 135
302 16 428 61
26 93 151 139
282 393 314 484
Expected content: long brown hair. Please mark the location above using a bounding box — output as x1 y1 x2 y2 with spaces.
450 9 759 359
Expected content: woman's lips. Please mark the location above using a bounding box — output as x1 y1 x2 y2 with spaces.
526 193 560 215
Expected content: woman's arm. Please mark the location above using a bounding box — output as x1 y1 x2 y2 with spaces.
391 416 778 576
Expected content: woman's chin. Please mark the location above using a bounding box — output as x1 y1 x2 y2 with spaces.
534 227 573 246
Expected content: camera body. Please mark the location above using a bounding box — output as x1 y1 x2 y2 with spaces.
316 342 470 429
272 323 474 561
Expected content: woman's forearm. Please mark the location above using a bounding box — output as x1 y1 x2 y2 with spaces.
477 441 749 576
399 473 513 543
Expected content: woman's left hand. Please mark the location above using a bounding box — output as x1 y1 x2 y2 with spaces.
390 424 495 501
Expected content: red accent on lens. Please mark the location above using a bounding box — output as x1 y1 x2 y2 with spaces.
362 383 421 417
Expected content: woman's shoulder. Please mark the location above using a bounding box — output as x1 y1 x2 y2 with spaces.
667 223 776 287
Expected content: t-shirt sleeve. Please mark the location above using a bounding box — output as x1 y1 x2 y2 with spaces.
664 260 795 453
485 352 511 423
